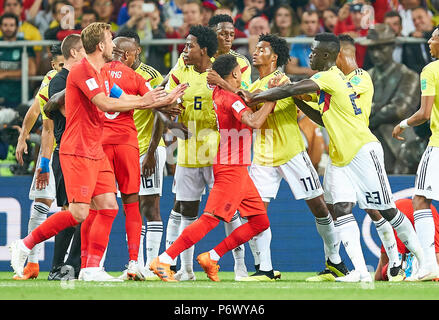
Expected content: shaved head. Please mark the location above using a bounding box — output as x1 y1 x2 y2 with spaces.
113 36 137 52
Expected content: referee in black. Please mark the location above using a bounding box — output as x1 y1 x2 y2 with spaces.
42 34 87 280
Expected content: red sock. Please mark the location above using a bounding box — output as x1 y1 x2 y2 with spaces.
166 214 220 260
214 214 269 257
80 209 98 269
123 202 142 261
23 210 78 250
86 209 118 267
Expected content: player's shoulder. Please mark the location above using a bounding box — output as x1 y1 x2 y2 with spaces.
229 50 250 66
136 62 162 80
169 65 190 84
422 60 439 74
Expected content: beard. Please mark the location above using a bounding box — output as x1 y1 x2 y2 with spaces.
103 51 113 63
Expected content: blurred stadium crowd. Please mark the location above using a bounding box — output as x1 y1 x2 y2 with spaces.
0 0 436 176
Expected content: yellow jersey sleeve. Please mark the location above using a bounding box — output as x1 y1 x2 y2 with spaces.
38 70 58 120
421 61 439 147
250 70 305 166
133 63 166 155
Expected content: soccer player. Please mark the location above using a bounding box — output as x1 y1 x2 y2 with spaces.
217 34 345 282
375 198 439 281
12 44 64 280
36 34 86 281
100 36 167 280
9 22 185 281
163 25 248 281
240 32 427 283
114 30 175 280
150 54 275 282
392 25 439 280
307 34 403 282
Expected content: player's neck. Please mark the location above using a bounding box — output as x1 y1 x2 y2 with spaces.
214 48 230 58
132 59 141 70
194 58 212 74
257 64 276 79
86 53 106 73
342 56 359 75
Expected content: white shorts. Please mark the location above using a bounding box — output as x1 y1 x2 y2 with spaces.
249 151 323 202
137 146 167 196
28 151 56 201
172 165 214 201
323 142 395 210
414 146 439 200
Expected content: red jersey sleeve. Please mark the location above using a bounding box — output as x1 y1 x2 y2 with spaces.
135 72 151 96
72 63 105 101
229 96 251 122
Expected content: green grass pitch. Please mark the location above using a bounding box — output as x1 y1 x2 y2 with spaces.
1 271 439 300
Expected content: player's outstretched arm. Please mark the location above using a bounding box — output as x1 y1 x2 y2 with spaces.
293 98 324 127
15 96 41 165
240 101 276 129
245 79 320 105
144 83 189 109
392 95 434 141
35 118 55 190
44 89 66 120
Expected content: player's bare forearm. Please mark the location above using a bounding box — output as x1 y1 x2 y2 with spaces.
41 119 55 159
44 89 65 120
147 112 164 156
407 95 434 127
294 98 324 127
19 97 41 140
251 79 320 104
241 101 276 129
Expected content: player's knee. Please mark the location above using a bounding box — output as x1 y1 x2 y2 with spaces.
379 208 397 221
412 195 431 211
249 214 270 234
333 202 354 219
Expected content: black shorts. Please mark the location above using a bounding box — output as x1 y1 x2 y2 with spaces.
52 149 68 207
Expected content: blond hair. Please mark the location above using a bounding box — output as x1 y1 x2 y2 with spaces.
81 22 111 54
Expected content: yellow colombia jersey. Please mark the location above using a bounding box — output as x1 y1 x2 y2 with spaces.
310 66 377 167
38 69 58 120
133 63 166 156
250 70 305 166
347 68 374 126
166 65 219 167
420 60 439 147
173 50 252 89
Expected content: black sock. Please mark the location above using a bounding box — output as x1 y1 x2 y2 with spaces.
51 226 75 271
64 224 82 276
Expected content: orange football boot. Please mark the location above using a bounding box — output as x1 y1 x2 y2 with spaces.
149 257 178 282
197 252 220 282
13 262 39 280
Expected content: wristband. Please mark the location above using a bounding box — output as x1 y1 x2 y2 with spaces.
39 156 50 173
399 119 410 129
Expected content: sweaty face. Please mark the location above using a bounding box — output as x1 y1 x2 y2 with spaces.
216 22 235 53
102 30 115 63
183 34 201 66
309 41 326 71
252 41 274 67
51 55 65 71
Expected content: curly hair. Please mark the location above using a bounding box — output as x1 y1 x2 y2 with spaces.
189 25 218 58
258 33 290 67
208 14 234 28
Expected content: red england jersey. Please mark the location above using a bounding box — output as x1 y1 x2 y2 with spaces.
60 58 113 160
212 86 252 166
101 60 151 149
